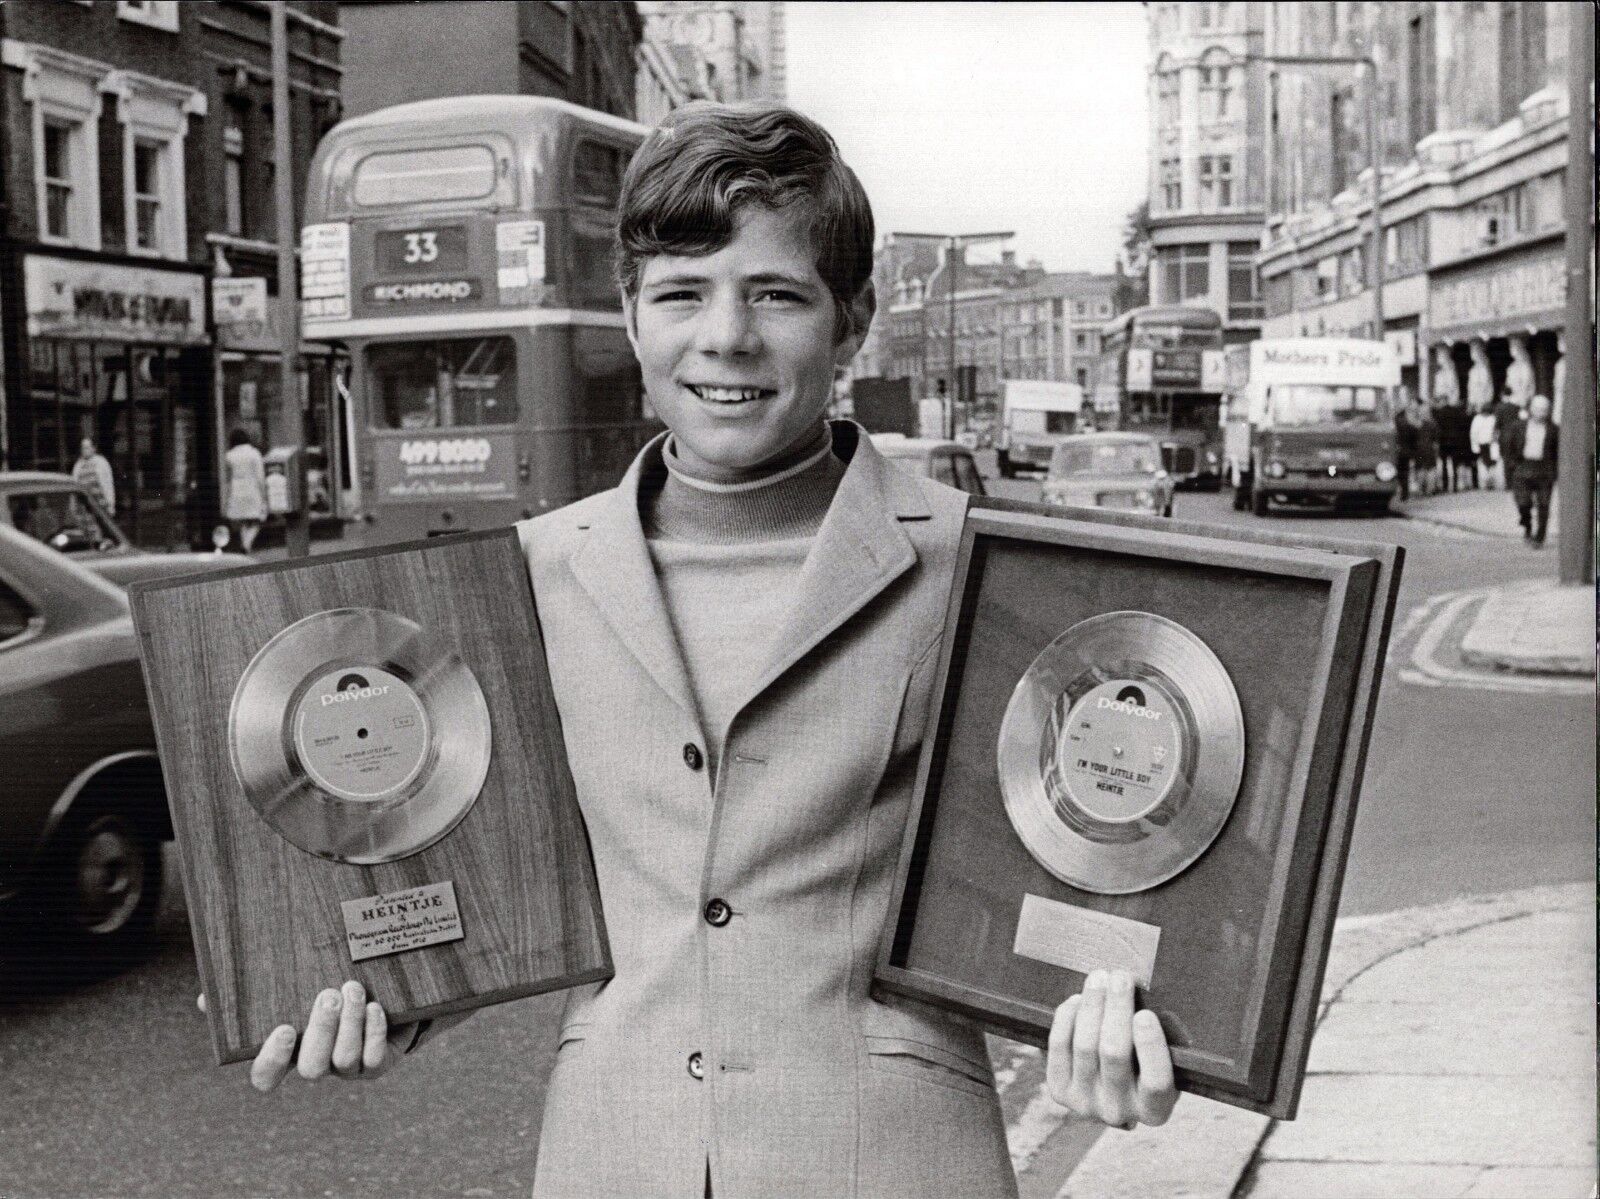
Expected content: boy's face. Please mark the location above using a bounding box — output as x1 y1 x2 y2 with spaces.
627 205 869 481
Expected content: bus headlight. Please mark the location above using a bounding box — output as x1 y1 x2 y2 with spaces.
1375 461 1397 482
1204 450 1218 466
1266 460 1287 479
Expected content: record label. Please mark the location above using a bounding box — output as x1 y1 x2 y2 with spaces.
293 666 431 802
1056 678 1183 824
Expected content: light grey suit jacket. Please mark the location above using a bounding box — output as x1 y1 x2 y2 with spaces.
517 425 1017 1199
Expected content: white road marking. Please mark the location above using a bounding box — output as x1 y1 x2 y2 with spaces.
1397 589 1593 696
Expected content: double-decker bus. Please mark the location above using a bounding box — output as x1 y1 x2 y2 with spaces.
1099 305 1227 488
300 96 659 543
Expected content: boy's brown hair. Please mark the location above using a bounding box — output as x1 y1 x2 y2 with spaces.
615 102 875 339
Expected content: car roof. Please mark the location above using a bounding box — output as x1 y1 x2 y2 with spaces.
0 470 80 490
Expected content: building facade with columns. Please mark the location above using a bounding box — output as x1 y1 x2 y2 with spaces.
1144 1 1268 344
635 1 786 127
1256 2 1576 414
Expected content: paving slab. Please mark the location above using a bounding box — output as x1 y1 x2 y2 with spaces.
1243 1160 1481 1198
1459 1165 1598 1197
1460 581 1595 675
1306 997 1595 1077
1054 1092 1269 1199
1255 1073 1595 1167
1399 487 1561 541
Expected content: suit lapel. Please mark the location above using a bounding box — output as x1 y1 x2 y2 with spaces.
747 428 931 699
569 437 697 718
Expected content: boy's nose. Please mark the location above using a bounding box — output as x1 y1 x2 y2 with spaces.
693 295 760 356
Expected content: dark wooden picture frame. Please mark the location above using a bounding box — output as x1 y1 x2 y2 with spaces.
874 501 1403 1119
129 528 611 1065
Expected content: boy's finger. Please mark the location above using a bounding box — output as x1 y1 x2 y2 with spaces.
297 988 343 1080
1071 971 1108 1090
331 981 367 1075
196 992 208 1014
1096 972 1136 1097
1132 1008 1177 1123
1046 994 1081 1099
362 1002 390 1073
250 1025 297 1092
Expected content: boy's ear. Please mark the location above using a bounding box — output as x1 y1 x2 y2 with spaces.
834 282 876 366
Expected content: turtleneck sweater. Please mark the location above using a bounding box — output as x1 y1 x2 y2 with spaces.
640 423 845 779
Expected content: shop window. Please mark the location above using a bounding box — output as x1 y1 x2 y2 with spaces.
117 1 179 31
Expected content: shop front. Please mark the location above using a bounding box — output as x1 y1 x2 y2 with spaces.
16 252 212 548
1427 239 1569 419
213 275 349 525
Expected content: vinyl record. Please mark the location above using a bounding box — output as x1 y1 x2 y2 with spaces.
228 608 492 865
996 611 1244 894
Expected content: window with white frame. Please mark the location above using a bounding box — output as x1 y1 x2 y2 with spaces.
1156 69 1179 128
1199 52 1235 121
3 42 106 249
223 109 245 236
117 1 180 32
107 72 202 258
1159 157 1182 211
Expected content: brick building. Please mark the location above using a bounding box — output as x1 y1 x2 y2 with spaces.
0 1 339 548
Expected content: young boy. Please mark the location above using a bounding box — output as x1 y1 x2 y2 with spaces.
238 102 1176 1197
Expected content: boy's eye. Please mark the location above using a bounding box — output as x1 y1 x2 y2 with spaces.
651 290 699 303
755 289 807 304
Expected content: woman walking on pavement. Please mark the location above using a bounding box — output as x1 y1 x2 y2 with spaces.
223 428 267 553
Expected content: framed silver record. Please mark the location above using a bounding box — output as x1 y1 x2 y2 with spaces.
228 607 492 865
996 610 1245 894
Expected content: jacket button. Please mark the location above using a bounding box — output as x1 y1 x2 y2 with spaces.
683 743 704 771
687 1051 705 1080
703 898 731 927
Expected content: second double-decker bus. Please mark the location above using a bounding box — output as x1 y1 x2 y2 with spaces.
1100 305 1227 488
300 95 660 543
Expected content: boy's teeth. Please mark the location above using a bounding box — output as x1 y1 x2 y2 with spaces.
695 386 765 403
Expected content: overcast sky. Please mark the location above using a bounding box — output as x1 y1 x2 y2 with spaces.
785 2 1150 275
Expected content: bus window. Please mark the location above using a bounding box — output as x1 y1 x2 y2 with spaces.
573 141 624 207
369 338 517 429
353 145 496 207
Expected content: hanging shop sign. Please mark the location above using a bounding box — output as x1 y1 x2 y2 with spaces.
25 254 207 345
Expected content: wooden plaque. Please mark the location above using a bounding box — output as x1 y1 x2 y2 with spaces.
874 501 1402 1119
129 528 610 1065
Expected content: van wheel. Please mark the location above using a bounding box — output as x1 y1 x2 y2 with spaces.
1251 486 1270 517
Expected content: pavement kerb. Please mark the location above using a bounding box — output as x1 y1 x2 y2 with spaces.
1051 882 1591 1199
1394 507 1512 539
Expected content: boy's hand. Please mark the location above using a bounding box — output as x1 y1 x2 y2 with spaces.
1046 969 1177 1130
196 982 417 1091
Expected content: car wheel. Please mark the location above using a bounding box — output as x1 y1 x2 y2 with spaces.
46 797 162 960
1162 500 1173 518
1251 486 1270 517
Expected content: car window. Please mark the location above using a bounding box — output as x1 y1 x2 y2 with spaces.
1049 442 1160 477
7 491 117 552
929 454 958 486
0 576 35 642
952 453 986 496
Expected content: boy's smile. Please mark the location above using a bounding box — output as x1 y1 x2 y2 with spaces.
627 206 870 481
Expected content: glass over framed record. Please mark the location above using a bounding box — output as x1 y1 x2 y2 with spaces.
875 502 1401 1119
128 529 611 1065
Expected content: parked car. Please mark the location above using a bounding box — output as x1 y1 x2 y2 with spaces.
0 522 168 961
0 471 252 586
870 434 988 497
1041 432 1175 517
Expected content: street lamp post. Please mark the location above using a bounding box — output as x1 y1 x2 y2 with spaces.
1248 53 1383 339
892 231 1013 438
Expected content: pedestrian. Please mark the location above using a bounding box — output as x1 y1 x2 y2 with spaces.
1433 399 1474 491
1393 400 1418 501
1410 398 1440 497
1469 401 1501 490
225 102 1178 1197
1503 393 1559 546
72 437 115 513
223 428 267 553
